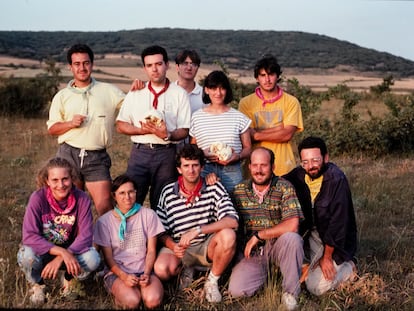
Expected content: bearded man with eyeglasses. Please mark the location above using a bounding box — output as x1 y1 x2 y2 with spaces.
283 136 358 296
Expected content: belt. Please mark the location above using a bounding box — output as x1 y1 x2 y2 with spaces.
134 142 173 150
63 143 106 153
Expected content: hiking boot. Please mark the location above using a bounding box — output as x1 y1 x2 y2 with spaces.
204 279 222 303
281 292 298 311
29 283 46 305
60 276 85 300
179 266 195 290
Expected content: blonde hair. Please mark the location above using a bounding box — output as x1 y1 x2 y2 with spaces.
36 157 78 189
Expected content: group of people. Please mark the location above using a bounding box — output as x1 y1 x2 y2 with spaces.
17 43 357 310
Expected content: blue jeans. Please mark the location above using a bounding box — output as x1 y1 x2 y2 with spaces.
17 245 101 284
202 162 242 194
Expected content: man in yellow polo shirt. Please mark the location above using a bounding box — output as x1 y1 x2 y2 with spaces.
47 43 125 216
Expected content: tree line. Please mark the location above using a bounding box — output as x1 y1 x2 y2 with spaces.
1 29 414 76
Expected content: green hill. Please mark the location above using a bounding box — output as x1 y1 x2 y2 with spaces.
1 28 413 77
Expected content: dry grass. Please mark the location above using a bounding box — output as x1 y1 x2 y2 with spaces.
0 54 413 310
0 116 413 310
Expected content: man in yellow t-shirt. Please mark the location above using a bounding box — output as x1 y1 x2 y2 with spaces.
239 55 303 176
47 44 125 216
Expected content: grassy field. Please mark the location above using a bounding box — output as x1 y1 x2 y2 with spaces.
0 114 413 310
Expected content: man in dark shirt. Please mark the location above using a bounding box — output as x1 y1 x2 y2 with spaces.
284 136 357 296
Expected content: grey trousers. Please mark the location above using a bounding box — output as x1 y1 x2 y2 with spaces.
305 230 355 295
228 232 304 298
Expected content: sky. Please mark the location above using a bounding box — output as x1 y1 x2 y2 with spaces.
0 0 413 61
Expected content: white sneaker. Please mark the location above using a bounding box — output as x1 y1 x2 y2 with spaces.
204 279 222 303
76 270 90 281
29 283 46 305
281 292 298 311
179 266 195 290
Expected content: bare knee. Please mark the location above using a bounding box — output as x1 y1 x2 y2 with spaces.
216 228 237 249
115 293 141 309
143 292 163 309
154 259 179 281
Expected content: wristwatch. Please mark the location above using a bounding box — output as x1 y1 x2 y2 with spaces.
163 132 171 141
195 225 202 235
253 231 264 242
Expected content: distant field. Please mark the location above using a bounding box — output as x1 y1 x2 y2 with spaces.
1 54 412 93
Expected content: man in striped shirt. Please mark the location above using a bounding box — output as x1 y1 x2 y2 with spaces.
228 147 304 311
154 144 238 303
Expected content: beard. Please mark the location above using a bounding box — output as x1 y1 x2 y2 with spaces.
252 172 272 186
306 163 327 179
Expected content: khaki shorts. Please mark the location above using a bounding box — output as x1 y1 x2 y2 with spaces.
160 235 213 267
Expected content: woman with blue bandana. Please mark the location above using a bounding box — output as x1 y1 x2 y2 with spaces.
94 174 165 309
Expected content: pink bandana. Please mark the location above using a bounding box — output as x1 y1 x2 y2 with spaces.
255 86 283 107
252 182 271 204
46 187 76 215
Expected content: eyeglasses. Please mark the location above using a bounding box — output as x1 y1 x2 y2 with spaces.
116 190 137 197
300 157 322 167
180 61 198 68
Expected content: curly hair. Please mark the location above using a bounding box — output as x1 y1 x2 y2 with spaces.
36 157 78 189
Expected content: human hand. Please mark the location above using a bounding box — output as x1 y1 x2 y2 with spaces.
244 236 260 258
205 172 220 185
318 256 336 281
130 79 146 91
139 274 150 287
41 257 63 280
173 243 187 259
179 229 199 248
204 148 219 163
61 250 81 277
141 119 167 138
71 114 87 128
122 273 140 287
216 150 238 166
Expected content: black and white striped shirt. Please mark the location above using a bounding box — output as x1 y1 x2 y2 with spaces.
156 180 239 245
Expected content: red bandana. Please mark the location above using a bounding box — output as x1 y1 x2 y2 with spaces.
46 187 76 215
178 175 203 204
255 86 283 107
148 79 170 109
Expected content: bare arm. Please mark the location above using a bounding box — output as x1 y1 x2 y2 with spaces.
199 216 238 234
244 217 299 258
101 245 140 287
251 124 297 143
139 235 158 287
117 120 188 141
159 233 187 259
48 114 86 136
41 246 79 279
116 120 149 135
318 244 336 281
179 216 238 248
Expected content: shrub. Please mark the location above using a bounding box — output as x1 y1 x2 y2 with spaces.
0 59 61 117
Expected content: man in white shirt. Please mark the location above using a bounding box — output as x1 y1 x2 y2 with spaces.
116 45 191 210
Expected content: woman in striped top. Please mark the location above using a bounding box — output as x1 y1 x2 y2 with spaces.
189 70 251 193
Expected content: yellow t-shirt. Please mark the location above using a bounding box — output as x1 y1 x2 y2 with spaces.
47 79 125 150
239 91 304 176
305 174 323 203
